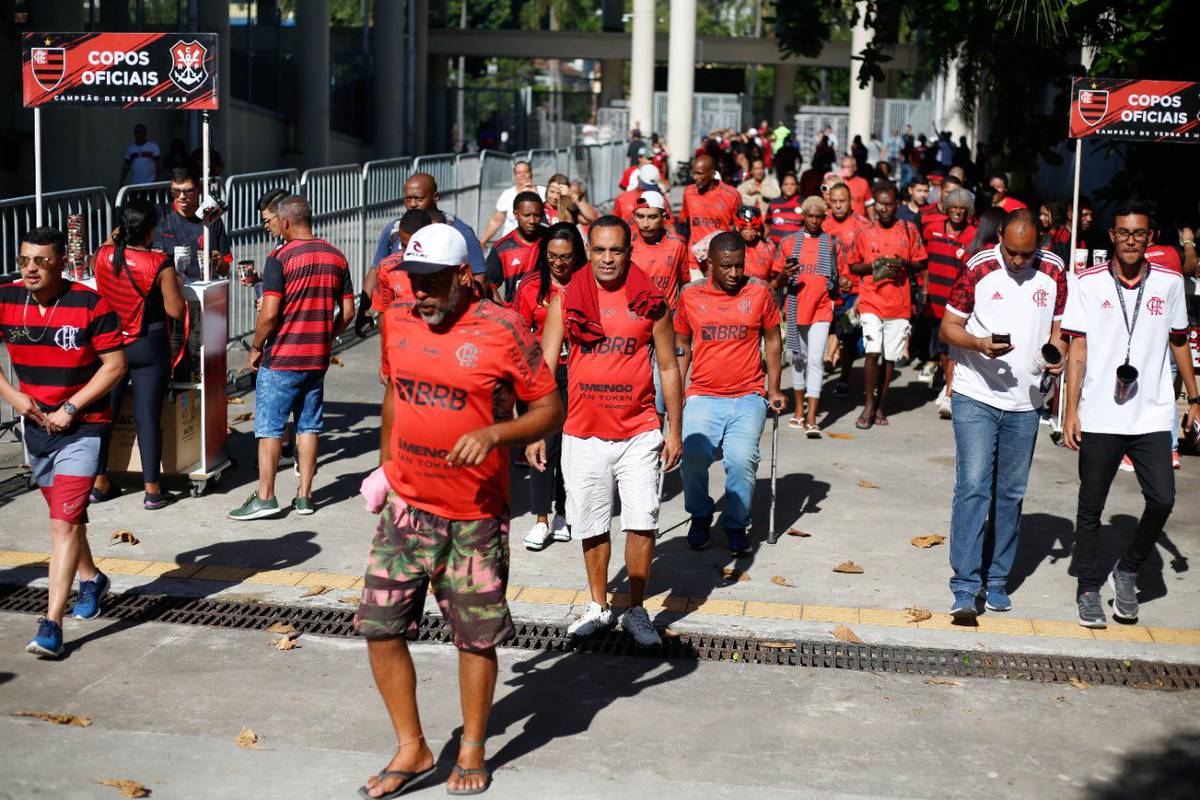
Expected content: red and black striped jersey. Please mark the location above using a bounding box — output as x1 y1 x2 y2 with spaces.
0 280 122 422
766 196 804 245
261 238 353 371
485 229 540 303
922 221 977 318
93 245 171 344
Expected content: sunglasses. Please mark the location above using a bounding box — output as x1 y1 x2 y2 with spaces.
17 255 55 267
170 187 198 197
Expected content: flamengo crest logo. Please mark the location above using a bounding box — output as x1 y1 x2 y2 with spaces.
1032 288 1049 308
1147 296 1165 316
169 40 208 93
31 46 66 91
455 342 479 368
1077 89 1109 127
54 326 80 351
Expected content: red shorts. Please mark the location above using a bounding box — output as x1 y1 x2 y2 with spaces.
29 434 100 524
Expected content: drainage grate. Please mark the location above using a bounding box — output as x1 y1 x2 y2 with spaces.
2 584 1197 690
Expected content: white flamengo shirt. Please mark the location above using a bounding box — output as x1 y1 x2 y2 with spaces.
1061 261 1189 434
945 245 1067 411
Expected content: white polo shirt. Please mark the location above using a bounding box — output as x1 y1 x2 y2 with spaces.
496 184 547 238
946 245 1067 411
1061 261 1188 434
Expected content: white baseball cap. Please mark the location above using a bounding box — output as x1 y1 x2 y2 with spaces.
637 164 660 186
401 223 468 274
635 190 666 210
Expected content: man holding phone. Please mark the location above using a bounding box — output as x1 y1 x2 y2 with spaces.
939 209 1067 619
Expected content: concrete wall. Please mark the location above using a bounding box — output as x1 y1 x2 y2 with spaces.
226 101 290 176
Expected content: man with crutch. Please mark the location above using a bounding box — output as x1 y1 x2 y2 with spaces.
675 232 786 555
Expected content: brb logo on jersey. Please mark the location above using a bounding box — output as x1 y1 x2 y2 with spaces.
169 40 208 93
1077 89 1108 127
701 324 749 342
1147 296 1165 316
1032 288 1049 308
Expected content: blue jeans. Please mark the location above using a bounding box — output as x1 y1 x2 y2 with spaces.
948 393 1040 595
254 367 326 438
681 394 767 530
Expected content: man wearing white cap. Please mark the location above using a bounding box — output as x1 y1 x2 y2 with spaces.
354 222 564 797
613 164 673 228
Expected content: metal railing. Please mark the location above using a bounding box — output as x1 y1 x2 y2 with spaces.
114 180 172 212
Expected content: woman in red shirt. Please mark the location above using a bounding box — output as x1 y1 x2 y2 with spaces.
92 199 186 509
513 222 587 550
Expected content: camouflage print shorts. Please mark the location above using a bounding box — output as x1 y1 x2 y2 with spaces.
353 499 513 652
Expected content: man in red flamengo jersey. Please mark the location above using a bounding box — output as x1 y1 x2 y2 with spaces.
231 196 356 521
485 191 544 303
631 191 690 307
922 187 977 417
839 155 872 218
355 223 563 798
613 164 674 227
734 205 783 287
677 232 786 554
537 216 684 649
849 182 927 429
0 228 126 657
677 154 741 270
823 183 870 395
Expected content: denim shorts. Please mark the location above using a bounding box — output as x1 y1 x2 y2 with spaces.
254 366 325 438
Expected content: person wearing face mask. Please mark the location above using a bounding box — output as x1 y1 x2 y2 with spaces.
153 168 232 282
839 155 872 218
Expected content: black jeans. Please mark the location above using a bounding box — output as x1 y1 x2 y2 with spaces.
98 325 171 484
1070 431 1174 593
529 365 568 518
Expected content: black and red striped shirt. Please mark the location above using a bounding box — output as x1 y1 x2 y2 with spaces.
485 229 540 303
93 245 171 344
261 238 353 371
922 221 977 319
766 196 804 245
0 280 123 423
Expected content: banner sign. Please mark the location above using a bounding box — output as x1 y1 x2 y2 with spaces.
1069 77 1200 143
22 32 218 110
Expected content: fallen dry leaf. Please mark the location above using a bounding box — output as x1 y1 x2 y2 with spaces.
904 606 933 623
911 535 946 549
770 575 794 588
108 529 139 547
270 636 300 651
924 678 961 687
236 726 260 750
11 711 92 726
232 412 254 423
660 628 681 639
758 640 796 649
330 356 344 366
717 566 750 582
785 528 812 538
340 594 360 604
301 585 330 597
94 779 151 798
858 479 880 489
228 396 245 405
833 561 865 574
826 432 854 440
831 624 864 644
265 623 296 635
1068 677 1090 690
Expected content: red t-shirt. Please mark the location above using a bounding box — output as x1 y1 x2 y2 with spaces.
845 175 871 217
743 239 779 283
851 220 928 319
631 234 691 309
485 229 540 302
1144 245 1182 273
92 245 171 344
675 277 780 398
380 298 557 520
261 238 354 371
564 279 659 441
922 221 977 319
775 234 835 324
371 252 412 312
822 212 870 291
679 182 741 265
613 188 674 228
995 196 1027 212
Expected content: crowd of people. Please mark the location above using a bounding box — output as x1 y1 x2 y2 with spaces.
3 125 1199 795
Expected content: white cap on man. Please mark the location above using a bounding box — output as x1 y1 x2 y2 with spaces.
635 190 666 210
400 223 468 274
637 164 660 187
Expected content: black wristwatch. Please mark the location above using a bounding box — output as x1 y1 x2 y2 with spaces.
61 401 78 417
1188 395 1200 406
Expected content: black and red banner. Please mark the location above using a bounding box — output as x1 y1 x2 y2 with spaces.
1069 77 1200 143
22 32 218 110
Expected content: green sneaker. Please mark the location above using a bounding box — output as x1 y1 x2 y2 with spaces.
292 495 314 515
228 492 281 521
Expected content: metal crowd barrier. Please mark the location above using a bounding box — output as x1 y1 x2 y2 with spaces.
300 164 367 292
362 157 414 268
114 180 172 212
1 186 111 271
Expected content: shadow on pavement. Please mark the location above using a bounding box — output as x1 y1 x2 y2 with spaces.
1084 728 1200 799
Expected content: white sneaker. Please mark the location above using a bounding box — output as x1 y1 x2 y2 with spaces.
621 606 661 648
918 362 937 386
523 521 551 550
551 514 570 542
936 392 952 420
567 601 615 638
1119 455 1135 473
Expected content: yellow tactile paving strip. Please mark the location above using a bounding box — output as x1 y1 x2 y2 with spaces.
3 550 1199 646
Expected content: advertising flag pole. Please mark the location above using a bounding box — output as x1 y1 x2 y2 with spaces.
201 108 211 283
33 106 43 226
1056 137 1083 434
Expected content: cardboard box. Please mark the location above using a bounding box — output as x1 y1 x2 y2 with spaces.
107 389 201 476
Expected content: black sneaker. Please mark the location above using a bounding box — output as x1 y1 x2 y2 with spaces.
725 527 751 556
144 492 172 510
1108 568 1139 621
687 516 712 550
1076 591 1107 629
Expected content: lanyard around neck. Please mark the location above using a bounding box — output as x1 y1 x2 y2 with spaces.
1111 262 1147 366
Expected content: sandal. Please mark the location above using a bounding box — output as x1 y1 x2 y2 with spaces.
447 740 491 796
358 735 434 799
804 422 822 439
874 412 890 427
788 416 804 429
855 413 874 430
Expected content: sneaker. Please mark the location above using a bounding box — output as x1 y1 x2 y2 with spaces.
72 571 110 620
1076 591 1107 629
918 362 937 386
950 590 978 620
567 601 615 639
89 484 122 504
523 521 551 550
725 527 751 556
936 393 952 420
25 617 63 658
292 495 315 516
984 587 1012 612
1171 451 1181 470
143 491 172 510
550 514 570 542
687 516 712 550
1118 455 1134 473
228 492 282 521
1108 568 1139 621
621 606 661 648
834 381 849 397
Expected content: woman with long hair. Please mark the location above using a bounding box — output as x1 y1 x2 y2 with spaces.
92 198 186 509
966 206 1007 259
512 222 587 549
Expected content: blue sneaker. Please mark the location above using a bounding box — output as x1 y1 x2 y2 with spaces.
985 587 1012 612
950 591 978 620
72 571 110 620
687 516 712 550
25 617 63 658
725 527 751 556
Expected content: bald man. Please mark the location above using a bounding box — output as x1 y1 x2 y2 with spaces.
371 173 486 277
676 154 741 270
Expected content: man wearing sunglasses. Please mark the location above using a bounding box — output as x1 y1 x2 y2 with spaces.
153 168 232 282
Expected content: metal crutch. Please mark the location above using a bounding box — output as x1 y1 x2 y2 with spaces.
767 411 781 544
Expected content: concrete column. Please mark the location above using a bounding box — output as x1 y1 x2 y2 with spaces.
295 0 330 166
772 63 796 124
599 59 624 108
666 0 696 171
938 57 971 146
372 0 405 158
847 1 873 148
629 0 655 137
197 1 232 172
413 0 430 153
426 56 449 153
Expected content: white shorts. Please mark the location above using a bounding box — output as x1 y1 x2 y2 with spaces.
561 428 663 539
860 313 910 361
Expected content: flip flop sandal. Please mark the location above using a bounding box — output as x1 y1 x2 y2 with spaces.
788 416 804 429
358 766 436 799
874 414 890 427
805 423 822 439
446 765 491 796
855 414 874 430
